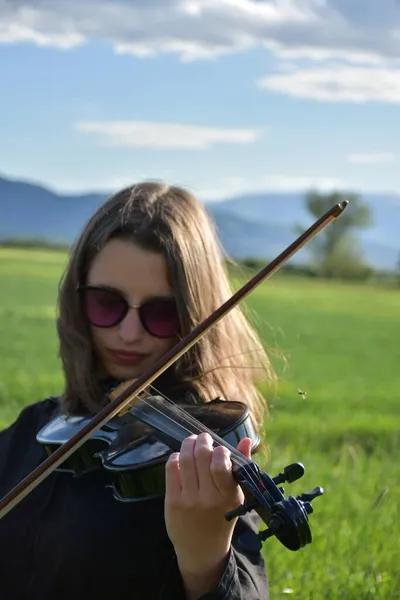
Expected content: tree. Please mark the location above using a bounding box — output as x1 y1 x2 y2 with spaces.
301 190 373 279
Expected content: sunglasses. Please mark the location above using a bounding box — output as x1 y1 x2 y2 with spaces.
77 285 180 338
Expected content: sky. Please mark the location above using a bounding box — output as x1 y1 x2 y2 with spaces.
0 0 399 201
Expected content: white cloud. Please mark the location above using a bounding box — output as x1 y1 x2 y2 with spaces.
75 120 261 149
347 152 396 164
1 0 400 64
257 65 400 103
0 22 84 48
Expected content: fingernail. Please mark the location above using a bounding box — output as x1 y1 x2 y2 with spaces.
167 452 180 462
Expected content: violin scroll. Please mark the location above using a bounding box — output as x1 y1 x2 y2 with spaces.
226 460 324 552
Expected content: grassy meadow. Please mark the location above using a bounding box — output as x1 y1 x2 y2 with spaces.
1 246 399 599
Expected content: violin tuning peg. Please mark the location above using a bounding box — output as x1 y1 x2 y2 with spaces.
238 517 283 552
224 504 248 521
224 498 259 521
258 518 282 543
297 486 324 504
303 501 313 515
272 462 305 485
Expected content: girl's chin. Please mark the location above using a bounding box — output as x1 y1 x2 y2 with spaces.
106 364 143 382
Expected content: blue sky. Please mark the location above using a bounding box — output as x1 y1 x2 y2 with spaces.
0 0 399 201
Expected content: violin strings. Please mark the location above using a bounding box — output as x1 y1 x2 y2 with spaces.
142 385 264 493
112 384 265 496
148 385 251 468
134 385 253 470
131 391 206 449
144 386 269 493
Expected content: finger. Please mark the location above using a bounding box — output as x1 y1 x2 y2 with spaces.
178 434 199 495
210 444 236 497
193 432 215 492
165 452 181 503
236 437 252 460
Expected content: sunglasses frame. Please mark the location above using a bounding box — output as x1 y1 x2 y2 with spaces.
76 284 180 338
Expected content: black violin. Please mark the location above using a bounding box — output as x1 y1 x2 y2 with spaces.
37 389 322 551
0 201 348 552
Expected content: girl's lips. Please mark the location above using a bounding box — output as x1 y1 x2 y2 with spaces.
109 350 148 364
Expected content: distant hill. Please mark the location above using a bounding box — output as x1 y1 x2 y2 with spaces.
211 191 400 270
0 176 107 246
1 174 399 271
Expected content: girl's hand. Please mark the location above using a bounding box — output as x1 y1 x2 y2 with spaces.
164 432 252 598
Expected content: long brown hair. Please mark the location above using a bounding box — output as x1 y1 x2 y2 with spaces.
57 182 276 429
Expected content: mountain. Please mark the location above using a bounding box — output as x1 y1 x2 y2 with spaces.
0 176 107 245
1 174 399 270
210 211 298 263
209 191 400 270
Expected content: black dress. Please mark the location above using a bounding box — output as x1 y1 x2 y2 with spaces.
0 397 269 599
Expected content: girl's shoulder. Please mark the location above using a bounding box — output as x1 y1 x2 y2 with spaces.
0 396 60 446
0 397 61 497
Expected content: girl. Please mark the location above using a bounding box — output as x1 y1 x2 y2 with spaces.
0 182 275 599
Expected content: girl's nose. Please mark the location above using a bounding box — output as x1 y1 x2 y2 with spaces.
118 307 144 342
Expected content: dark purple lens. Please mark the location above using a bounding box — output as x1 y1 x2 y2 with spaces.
140 299 179 338
81 288 127 327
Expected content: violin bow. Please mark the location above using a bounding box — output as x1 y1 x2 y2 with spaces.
0 200 348 519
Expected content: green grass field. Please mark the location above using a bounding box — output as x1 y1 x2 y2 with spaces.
1 247 399 599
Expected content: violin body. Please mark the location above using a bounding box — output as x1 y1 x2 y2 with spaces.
37 398 260 502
